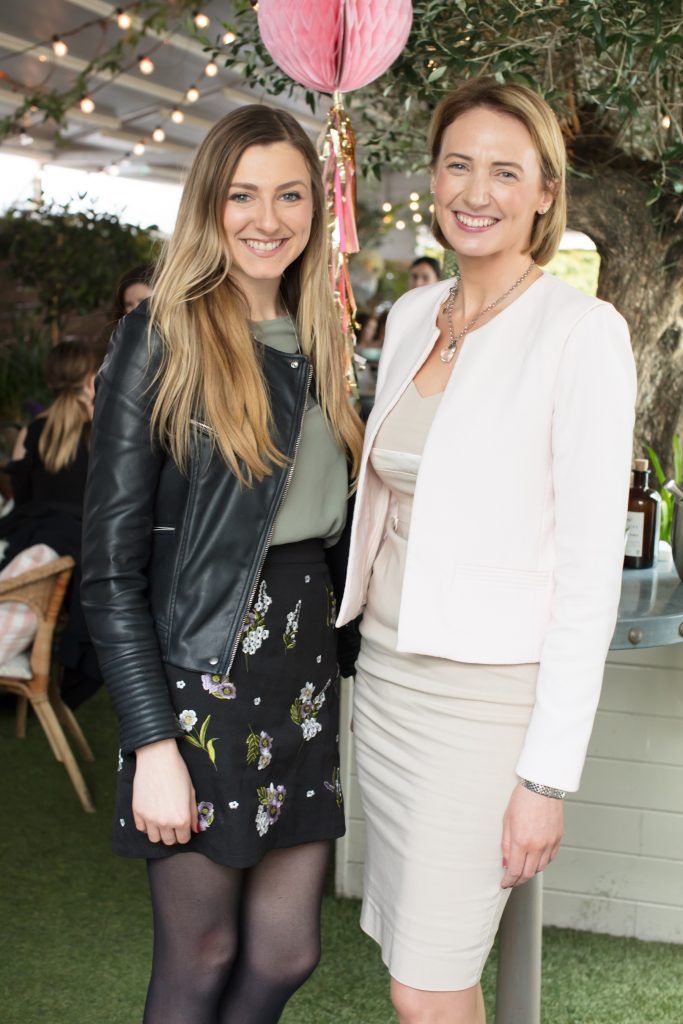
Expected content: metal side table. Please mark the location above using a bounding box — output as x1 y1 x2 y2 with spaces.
494 561 683 1024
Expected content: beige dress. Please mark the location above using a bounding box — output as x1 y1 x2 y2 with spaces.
354 381 539 991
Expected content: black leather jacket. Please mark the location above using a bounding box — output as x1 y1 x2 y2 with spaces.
81 303 358 754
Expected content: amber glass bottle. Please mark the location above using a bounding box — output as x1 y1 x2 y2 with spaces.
624 458 661 569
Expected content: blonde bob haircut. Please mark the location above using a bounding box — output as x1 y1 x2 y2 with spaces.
150 105 363 486
428 78 567 266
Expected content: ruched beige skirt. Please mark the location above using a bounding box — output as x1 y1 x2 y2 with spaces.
355 514 539 991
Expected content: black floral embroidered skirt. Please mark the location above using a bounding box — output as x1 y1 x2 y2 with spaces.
112 539 345 868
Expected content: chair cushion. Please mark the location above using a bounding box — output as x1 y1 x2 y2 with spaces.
0 651 32 680
0 544 58 662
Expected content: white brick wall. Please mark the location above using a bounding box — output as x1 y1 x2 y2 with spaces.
335 646 683 943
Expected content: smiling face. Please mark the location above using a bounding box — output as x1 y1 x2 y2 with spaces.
431 106 553 262
222 141 314 298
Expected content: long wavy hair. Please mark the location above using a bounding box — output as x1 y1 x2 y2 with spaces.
38 341 98 474
149 105 363 486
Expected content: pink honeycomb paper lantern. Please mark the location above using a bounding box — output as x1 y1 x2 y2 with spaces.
257 0 413 94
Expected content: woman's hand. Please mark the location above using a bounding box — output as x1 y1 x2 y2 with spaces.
133 738 198 845
501 782 564 888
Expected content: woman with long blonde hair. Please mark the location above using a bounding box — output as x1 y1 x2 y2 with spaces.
9 340 96 490
82 105 363 1024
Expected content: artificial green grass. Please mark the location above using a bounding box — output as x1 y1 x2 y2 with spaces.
2 688 682 1023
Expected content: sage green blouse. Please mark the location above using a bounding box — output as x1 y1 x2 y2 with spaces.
252 317 348 547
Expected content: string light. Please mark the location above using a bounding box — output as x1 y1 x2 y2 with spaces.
409 201 419 211
106 163 120 175
19 129 34 146
428 203 434 213
382 214 392 224
171 107 185 124
204 60 218 77
193 11 210 29
381 201 392 212
133 141 146 155
409 191 420 201
79 95 95 113
661 114 671 129
152 126 165 142
38 53 47 62
222 31 236 44
396 220 406 230
186 85 200 102
413 213 423 223
138 54 155 75
115 9 132 30
52 36 68 57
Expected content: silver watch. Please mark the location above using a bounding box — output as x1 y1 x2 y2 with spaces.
521 778 566 800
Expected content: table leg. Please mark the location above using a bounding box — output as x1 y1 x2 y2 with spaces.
494 873 543 1024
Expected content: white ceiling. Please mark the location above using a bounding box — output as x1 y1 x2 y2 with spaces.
0 0 325 184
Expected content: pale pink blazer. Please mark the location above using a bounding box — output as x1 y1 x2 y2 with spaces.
337 271 637 791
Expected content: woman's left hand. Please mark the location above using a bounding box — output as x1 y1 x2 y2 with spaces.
500 782 564 888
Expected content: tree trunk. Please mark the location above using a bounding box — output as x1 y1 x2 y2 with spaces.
568 170 683 476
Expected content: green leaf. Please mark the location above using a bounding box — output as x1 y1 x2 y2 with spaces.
647 446 666 485
206 738 218 766
183 735 202 749
257 786 268 805
673 435 682 483
427 66 447 83
199 715 211 747
246 731 259 765
290 701 302 725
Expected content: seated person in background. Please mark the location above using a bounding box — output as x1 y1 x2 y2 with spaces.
409 255 442 288
112 262 154 320
1 341 102 708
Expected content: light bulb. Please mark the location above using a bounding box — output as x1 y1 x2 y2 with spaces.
152 126 165 142
428 203 434 213
38 53 48 62
395 220 406 231
382 214 392 224
171 108 185 124
381 201 392 213
116 9 132 30
204 61 218 77
222 31 236 44
107 164 120 176
138 55 155 75
409 191 419 201
412 213 423 223
19 130 34 146
80 95 95 113
193 11 210 29
661 114 671 129
186 85 200 103
409 201 419 211
52 36 68 57
133 141 146 156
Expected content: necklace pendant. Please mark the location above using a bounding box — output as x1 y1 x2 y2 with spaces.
439 345 456 364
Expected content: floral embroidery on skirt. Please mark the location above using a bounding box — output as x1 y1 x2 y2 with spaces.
112 539 344 868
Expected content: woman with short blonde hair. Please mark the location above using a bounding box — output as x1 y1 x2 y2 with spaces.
82 105 363 1024
339 77 635 1024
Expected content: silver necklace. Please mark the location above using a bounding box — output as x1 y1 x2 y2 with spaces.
284 309 303 355
439 260 536 364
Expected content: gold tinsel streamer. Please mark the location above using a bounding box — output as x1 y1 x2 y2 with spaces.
321 90 360 394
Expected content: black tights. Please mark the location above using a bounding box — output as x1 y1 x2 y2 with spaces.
143 840 330 1024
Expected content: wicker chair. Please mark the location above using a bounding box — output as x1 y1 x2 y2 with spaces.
0 556 95 812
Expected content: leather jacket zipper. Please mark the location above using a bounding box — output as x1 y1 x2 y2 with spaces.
224 363 313 679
